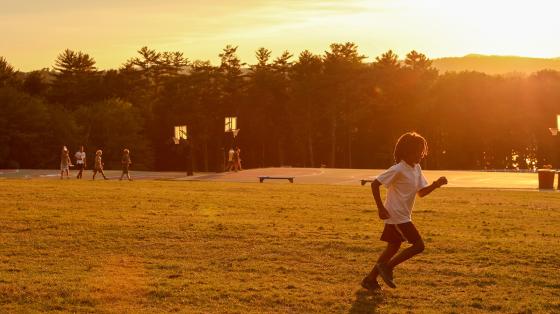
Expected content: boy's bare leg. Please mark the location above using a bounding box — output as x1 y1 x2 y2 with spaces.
387 239 425 269
365 242 401 282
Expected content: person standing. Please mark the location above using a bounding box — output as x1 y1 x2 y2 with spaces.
227 147 235 171
74 146 86 179
234 146 242 171
60 146 72 179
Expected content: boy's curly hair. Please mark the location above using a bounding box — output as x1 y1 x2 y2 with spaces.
393 132 428 163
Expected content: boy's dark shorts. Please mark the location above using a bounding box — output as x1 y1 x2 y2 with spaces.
380 222 422 244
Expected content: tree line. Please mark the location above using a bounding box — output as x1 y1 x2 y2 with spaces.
1 43 559 171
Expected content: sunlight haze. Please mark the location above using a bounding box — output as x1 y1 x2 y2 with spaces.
2 0 560 71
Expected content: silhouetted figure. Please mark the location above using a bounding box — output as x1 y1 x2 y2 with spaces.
233 146 242 172
119 148 132 181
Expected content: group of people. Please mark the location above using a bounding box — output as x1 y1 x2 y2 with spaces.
60 146 133 181
227 146 242 172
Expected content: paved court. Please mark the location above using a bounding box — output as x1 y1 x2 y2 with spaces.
178 167 545 190
0 169 187 181
1 167 552 190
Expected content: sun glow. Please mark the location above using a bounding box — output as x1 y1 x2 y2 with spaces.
406 0 560 57
2 0 560 70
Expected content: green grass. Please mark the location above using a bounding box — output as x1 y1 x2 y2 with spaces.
1 180 559 313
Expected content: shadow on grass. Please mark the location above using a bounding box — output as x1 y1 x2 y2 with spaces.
348 289 384 314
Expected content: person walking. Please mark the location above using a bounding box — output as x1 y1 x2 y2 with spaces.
92 149 108 180
119 148 132 181
60 146 72 179
233 146 242 172
74 146 86 179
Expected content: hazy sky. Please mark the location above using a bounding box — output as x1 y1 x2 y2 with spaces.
2 0 560 71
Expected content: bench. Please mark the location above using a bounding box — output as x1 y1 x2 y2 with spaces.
258 176 294 183
360 179 375 186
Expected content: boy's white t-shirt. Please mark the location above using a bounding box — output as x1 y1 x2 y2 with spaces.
75 151 86 164
375 161 429 224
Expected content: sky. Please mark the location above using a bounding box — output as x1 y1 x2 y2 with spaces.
2 0 560 71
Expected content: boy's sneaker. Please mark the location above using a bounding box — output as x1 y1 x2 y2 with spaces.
375 263 396 288
360 277 382 292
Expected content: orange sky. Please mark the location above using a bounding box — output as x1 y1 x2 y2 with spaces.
2 0 560 71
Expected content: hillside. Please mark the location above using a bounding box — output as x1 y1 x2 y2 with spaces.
432 54 560 75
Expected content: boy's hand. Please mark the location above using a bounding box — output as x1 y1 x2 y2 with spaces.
435 176 448 187
378 207 390 220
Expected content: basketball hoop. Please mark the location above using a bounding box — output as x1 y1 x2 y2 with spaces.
232 129 240 138
549 128 558 136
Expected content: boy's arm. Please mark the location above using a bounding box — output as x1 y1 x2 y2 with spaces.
418 176 448 198
371 179 390 220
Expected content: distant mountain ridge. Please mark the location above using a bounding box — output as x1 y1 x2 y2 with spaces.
432 54 560 75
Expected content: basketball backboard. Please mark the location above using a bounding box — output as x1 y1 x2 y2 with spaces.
225 117 237 132
174 125 187 140
550 115 560 136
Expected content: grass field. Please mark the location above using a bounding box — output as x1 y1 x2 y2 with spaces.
1 180 559 313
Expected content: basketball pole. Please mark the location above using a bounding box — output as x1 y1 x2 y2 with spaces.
550 114 560 169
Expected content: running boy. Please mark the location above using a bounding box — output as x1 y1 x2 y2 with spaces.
361 132 447 291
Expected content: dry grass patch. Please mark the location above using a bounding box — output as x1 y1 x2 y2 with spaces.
0 180 559 313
